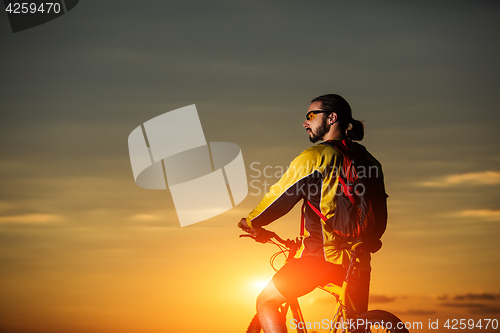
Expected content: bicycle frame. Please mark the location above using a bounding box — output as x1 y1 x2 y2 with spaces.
283 242 366 333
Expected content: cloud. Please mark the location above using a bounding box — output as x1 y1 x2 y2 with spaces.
369 294 398 303
451 293 500 301
0 213 61 224
437 293 500 314
131 214 161 221
436 292 500 302
470 306 500 314
420 171 500 187
441 302 488 308
455 209 500 222
440 302 500 314
401 308 438 316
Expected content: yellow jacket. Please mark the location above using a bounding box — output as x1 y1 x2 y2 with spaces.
247 140 371 268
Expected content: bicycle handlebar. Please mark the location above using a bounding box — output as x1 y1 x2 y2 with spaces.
239 224 381 255
239 228 294 246
238 221 301 251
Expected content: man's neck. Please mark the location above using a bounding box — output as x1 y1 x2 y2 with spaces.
322 127 344 141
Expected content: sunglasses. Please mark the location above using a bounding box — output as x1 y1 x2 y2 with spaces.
305 110 331 121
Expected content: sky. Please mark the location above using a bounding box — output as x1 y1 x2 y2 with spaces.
1 1 499 332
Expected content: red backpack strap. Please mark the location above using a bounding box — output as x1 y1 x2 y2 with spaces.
301 200 328 237
338 176 356 206
327 139 348 155
300 201 306 237
307 200 328 222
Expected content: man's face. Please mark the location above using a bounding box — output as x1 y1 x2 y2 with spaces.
303 101 329 143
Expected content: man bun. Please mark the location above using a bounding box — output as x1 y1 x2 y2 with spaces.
346 118 364 141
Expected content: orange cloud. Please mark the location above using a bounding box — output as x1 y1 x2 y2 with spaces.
457 209 500 221
420 171 500 187
0 213 61 224
131 214 161 221
369 294 398 303
437 292 500 301
435 292 500 314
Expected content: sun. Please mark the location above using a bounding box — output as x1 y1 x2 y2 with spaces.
253 278 270 290
245 277 271 297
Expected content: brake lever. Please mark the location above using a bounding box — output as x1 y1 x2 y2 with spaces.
239 229 275 243
239 234 254 239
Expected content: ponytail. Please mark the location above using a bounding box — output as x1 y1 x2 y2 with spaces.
346 119 364 141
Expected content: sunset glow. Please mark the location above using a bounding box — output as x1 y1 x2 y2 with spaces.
1 1 500 333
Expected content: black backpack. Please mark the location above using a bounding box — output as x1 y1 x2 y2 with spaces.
306 140 388 246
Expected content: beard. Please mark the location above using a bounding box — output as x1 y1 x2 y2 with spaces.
308 118 328 143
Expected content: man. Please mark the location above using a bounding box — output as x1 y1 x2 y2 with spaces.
239 94 386 333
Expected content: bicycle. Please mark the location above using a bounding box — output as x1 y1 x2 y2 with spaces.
240 228 409 333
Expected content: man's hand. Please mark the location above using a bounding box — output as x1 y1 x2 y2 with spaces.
238 218 276 243
238 217 261 236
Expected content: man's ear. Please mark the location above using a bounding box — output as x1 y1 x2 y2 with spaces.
329 112 338 125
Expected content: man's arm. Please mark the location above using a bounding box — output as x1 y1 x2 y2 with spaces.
243 146 324 229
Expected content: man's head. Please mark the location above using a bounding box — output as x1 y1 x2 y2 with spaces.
303 100 334 143
303 94 364 142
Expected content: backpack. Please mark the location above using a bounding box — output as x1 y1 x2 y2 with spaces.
305 140 388 246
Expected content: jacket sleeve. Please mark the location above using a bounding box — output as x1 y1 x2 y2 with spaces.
247 147 322 228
